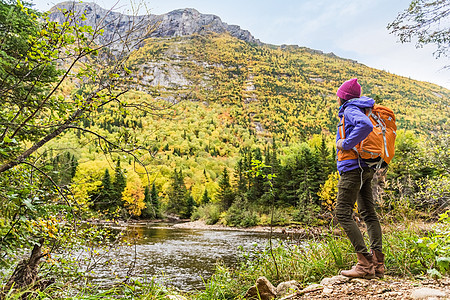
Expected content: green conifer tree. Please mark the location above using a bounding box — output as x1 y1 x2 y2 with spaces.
112 159 126 209
184 194 195 219
247 148 265 202
92 168 113 210
167 169 188 216
317 135 331 183
141 185 158 219
234 159 247 194
201 188 210 204
70 154 78 179
151 183 160 218
217 167 235 209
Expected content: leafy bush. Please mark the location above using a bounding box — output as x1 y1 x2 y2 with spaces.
384 210 450 278
191 203 222 225
415 210 450 278
379 175 449 221
292 202 320 225
258 207 293 226
225 201 259 227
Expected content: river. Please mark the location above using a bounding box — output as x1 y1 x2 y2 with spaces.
84 223 289 291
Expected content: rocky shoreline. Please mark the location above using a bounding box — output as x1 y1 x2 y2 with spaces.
165 275 449 300
243 275 450 300
172 219 341 239
173 219 284 232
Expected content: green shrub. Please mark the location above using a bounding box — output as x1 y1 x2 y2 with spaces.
191 203 222 225
383 211 450 278
225 200 259 227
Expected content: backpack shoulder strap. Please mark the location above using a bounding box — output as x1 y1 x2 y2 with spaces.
338 115 345 139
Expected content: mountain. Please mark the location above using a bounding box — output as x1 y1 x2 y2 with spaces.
44 2 450 212
46 1 450 157
48 2 260 46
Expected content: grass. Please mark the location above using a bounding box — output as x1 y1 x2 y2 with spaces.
192 221 449 299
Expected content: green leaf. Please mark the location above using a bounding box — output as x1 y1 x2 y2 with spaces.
437 257 450 271
23 198 35 210
427 268 442 279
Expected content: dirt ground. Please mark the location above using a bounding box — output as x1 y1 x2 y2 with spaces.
289 276 450 299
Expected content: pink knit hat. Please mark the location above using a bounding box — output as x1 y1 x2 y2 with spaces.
336 78 361 101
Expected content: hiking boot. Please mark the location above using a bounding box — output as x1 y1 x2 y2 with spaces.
341 253 375 279
371 249 385 278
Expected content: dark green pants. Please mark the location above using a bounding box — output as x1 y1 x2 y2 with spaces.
336 167 382 255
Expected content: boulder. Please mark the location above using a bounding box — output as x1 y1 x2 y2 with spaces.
410 287 446 299
301 284 323 294
276 280 300 297
320 275 351 286
244 276 277 300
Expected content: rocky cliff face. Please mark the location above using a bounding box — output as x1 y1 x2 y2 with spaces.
48 2 260 46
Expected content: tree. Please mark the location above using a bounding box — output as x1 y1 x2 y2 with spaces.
112 159 126 209
388 0 450 63
247 148 265 202
276 143 321 223
184 194 195 219
318 171 340 212
0 0 162 269
0 0 60 152
91 168 113 211
150 183 160 218
217 167 234 209
201 188 211 204
122 173 145 217
141 183 160 219
141 185 153 219
234 159 247 194
316 135 334 184
167 169 188 216
45 151 78 188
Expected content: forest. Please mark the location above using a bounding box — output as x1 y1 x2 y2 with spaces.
0 0 449 298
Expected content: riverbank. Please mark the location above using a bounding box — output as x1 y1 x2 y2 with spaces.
173 219 287 232
87 217 435 234
172 219 435 237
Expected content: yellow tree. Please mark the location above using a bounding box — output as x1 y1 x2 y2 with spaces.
318 171 340 212
122 172 145 217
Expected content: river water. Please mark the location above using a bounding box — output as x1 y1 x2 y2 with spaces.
86 223 288 291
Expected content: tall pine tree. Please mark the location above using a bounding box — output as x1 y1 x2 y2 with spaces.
201 188 210 204
112 159 126 210
167 169 188 216
92 168 113 211
151 183 160 218
217 167 235 210
247 148 265 202
141 185 155 219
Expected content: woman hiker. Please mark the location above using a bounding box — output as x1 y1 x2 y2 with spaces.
335 78 385 279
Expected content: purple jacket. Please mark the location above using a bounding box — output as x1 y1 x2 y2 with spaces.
336 96 374 173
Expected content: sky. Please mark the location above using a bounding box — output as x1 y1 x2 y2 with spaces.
32 0 450 89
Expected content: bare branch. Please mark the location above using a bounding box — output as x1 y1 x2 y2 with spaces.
22 161 79 214
66 125 151 183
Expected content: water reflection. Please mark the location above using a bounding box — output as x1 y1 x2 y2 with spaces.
88 223 286 290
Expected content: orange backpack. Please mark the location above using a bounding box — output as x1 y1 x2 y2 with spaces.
338 105 397 168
